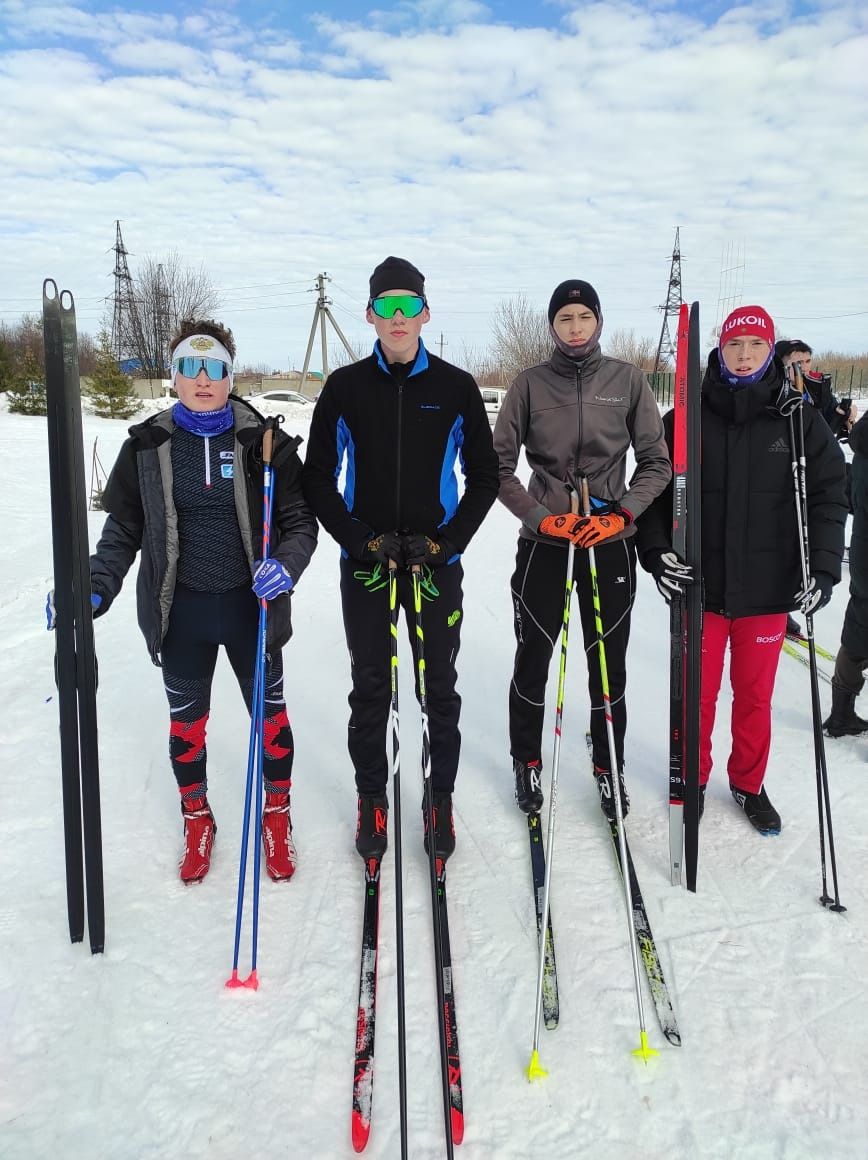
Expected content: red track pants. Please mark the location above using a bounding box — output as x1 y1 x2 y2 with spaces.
699 611 787 794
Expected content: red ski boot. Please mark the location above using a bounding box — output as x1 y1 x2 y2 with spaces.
262 792 297 881
179 800 216 884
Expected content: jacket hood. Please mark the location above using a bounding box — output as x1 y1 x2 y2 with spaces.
702 350 786 425
548 343 603 379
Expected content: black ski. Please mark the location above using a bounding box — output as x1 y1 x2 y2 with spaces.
683 300 703 893
351 857 381 1153
436 860 464 1145
607 820 681 1046
527 813 559 1029
43 281 104 953
586 735 680 1045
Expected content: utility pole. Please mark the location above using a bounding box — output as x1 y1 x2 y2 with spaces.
653 227 683 373
437 331 447 360
297 273 357 392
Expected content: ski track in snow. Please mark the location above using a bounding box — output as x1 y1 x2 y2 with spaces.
1 404 866 1159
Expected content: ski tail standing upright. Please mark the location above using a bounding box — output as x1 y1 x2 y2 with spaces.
78 319 317 885
638 305 846 841
43 280 105 953
301 257 499 1153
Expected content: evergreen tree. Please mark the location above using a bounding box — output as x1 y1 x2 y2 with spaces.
0 339 15 393
86 331 141 419
6 353 47 415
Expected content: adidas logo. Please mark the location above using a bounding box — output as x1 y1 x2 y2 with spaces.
768 436 790 453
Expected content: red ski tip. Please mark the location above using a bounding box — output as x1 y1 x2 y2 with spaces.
243 969 259 991
351 1111 370 1152
451 1107 464 1145
225 969 244 989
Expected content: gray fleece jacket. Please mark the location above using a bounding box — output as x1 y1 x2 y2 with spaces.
493 344 671 542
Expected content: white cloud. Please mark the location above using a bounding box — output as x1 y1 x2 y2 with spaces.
1 1 867 367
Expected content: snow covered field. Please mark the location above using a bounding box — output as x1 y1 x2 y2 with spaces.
1 402 866 1160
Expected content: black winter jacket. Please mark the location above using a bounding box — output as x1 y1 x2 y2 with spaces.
89 397 318 664
638 353 847 618
841 412 868 655
302 342 499 558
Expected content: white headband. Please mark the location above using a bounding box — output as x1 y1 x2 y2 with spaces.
172 334 234 384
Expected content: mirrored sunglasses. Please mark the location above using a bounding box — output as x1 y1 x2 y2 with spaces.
173 356 231 380
369 294 426 320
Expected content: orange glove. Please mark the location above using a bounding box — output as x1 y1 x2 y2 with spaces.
539 514 583 542
572 511 627 548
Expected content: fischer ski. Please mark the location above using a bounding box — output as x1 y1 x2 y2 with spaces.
351 857 382 1153
587 735 681 1045
43 280 104 954
607 819 681 1046
783 640 833 685
527 813 559 1029
668 303 689 885
785 633 836 664
436 860 464 1145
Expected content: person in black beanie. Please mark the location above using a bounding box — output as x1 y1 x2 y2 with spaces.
302 256 499 863
493 278 671 822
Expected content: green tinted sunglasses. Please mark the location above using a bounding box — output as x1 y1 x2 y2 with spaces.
369 294 427 319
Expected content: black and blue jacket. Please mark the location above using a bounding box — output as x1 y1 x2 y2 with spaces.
302 340 499 559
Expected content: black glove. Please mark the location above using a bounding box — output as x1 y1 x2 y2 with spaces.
794 572 834 615
361 531 404 567
647 549 693 604
402 533 455 568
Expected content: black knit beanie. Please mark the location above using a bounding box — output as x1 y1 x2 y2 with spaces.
548 279 601 324
369 257 425 299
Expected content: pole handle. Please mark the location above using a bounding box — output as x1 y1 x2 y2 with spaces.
577 476 589 517
262 423 274 466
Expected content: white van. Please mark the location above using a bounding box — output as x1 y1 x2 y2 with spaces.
482 387 507 422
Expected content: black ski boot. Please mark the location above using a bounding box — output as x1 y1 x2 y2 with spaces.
593 764 630 822
730 784 781 835
513 758 543 814
823 687 868 737
786 614 806 642
422 791 456 860
355 794 388 859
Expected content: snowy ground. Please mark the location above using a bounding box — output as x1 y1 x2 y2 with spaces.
1 402 866 1160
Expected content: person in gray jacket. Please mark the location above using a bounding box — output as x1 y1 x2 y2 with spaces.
493 280 671 820
85 319 317 884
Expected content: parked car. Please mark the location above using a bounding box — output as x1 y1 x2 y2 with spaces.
248 390 314 408
481 387 507 422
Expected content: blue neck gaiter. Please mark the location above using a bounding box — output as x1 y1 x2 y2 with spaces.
172 402 234 436
716 347 774 389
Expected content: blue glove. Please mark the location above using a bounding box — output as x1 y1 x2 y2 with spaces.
46 590 102 630
252 560 294 600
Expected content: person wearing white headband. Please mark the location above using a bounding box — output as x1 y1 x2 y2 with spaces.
80 318 318 883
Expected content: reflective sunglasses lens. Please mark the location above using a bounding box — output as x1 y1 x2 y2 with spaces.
371 295 425 319
174 357 230 380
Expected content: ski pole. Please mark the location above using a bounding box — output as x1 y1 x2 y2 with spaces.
787 368 845 913
226 422 277 989
412 565 454 1160
580 475 658 1062
389 560 408 1158
527 486 577 1082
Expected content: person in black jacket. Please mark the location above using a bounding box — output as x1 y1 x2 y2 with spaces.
824 410 868 736
639 306 847 834
80 319 317 883
301 257 499 861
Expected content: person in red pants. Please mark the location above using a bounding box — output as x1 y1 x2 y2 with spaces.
639 305 847 834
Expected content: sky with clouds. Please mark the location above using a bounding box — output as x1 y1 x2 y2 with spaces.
1 0 867 372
